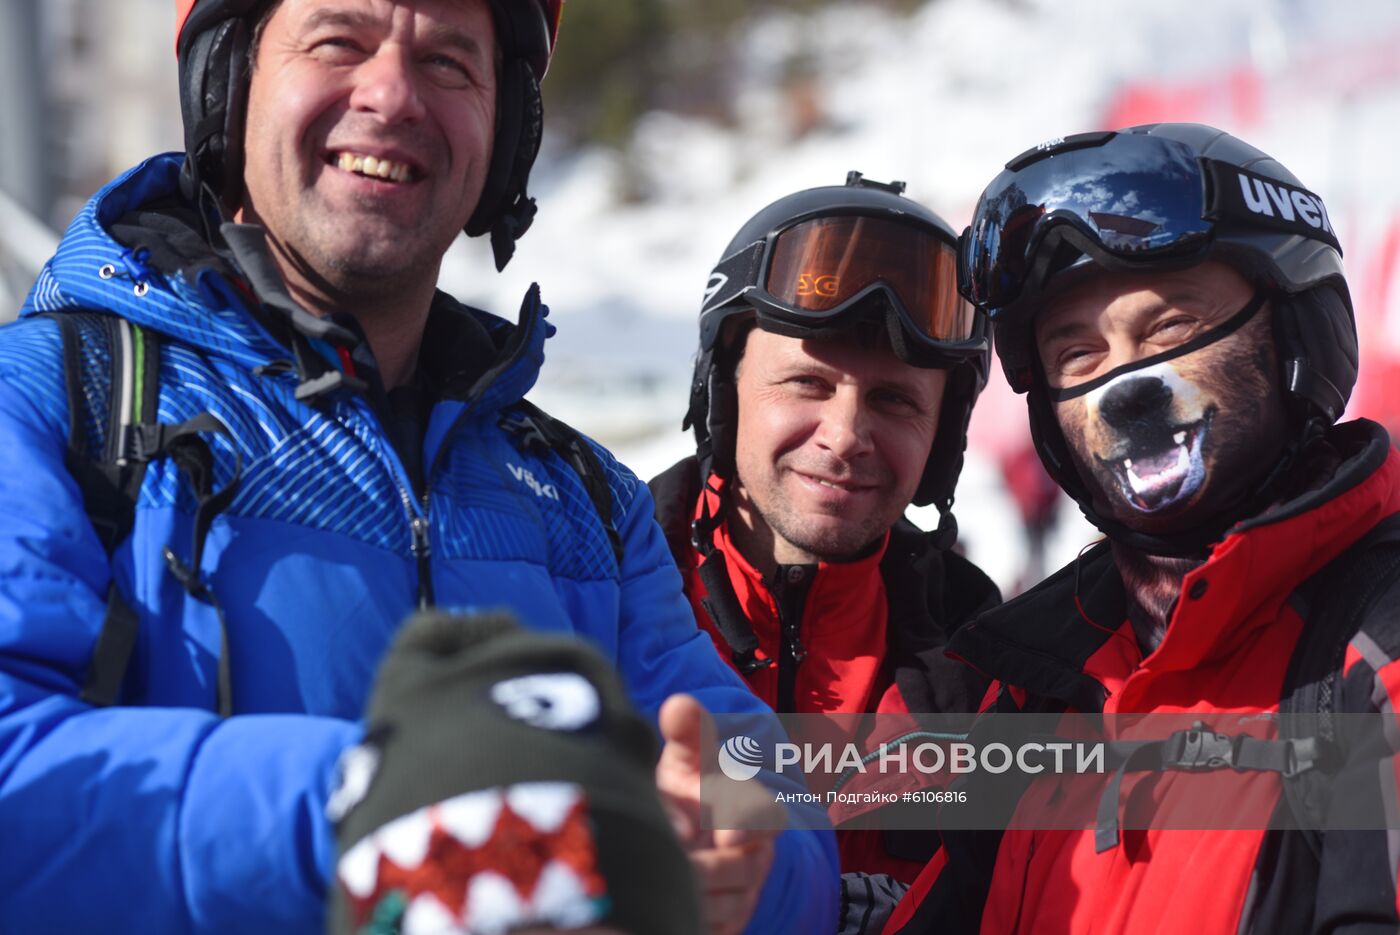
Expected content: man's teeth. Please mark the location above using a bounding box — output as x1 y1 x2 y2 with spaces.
336 152 413 182
1173 431 1187 445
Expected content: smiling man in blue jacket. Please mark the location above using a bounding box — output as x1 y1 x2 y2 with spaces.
0 1 837 932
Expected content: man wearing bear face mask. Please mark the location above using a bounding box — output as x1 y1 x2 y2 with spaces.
1035 259 1292 649
883 124 1400 934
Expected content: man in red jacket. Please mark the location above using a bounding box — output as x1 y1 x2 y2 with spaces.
885 124 1400 934
649 173 1001 929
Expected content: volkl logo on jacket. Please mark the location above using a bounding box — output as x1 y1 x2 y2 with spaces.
508 463 561 501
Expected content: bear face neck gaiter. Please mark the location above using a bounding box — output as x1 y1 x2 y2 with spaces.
1046 291 1292 537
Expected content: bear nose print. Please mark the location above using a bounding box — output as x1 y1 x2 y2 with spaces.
1099 375 1173 431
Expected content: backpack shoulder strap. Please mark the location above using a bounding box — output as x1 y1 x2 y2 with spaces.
1278 511 1400 848
45 312 162 707
501 399 624 569
1093 513 1400 853
50 312 162 547
48 310 243 715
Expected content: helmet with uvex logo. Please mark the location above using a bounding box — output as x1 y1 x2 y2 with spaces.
174 0 564 270
960 122 1357 554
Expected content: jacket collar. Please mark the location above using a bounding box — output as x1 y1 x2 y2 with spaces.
696 472 892 607
951 420 1400 711
948 542 1119 713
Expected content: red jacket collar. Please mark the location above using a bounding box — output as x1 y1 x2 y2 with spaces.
950 420 1400 707
696 474 891 618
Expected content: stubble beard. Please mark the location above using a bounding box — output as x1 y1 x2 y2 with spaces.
279 194 455 309
738 471 892 565
339 184 449 264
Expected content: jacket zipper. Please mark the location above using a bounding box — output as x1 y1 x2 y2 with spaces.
354 289 544 613
403 487 434 609
364 393 433 610
239 271 454 610
405 290 541 611
771 564 815 713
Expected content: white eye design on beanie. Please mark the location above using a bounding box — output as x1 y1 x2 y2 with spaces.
490 673 601 731
326 742 382 823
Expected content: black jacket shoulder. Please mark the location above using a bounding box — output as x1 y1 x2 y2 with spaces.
649 455 703 567
882 519 999 713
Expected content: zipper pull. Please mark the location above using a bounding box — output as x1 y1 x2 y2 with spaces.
410 513 435 610
410 515 431 559
787 625 808 664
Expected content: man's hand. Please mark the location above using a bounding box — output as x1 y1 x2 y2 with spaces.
656 694 779 935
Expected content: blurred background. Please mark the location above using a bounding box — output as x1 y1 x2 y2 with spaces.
4 0 1400 595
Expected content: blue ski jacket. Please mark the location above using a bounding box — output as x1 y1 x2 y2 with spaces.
0 154 837 933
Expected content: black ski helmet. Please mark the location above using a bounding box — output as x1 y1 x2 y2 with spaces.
962 122 1356 554
685 172 991 539
174 0 563 270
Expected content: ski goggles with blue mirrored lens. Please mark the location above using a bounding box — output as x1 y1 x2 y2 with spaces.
958 131 1342 314
703 214 985 368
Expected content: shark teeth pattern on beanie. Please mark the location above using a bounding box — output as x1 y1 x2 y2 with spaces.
337 781 609 934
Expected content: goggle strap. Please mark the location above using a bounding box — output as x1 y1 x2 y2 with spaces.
1047 290 1267 403
1202 158 1342 256
701 242 765 314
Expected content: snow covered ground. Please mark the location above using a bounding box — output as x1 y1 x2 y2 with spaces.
438 0 1400 594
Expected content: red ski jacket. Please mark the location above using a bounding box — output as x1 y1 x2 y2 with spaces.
885 421 1400 935
649 457 999 882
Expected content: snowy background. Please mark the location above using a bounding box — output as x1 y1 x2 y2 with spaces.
440 0 1400 592
6 0 1400 593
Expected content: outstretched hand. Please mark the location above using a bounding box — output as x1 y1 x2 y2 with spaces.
655 694 779 935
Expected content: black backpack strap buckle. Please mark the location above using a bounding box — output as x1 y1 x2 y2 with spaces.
500 408 552 457
163 545 210 601
120 422 177 464
1161 722 1237 771
730 647 775 675
294 369 368 402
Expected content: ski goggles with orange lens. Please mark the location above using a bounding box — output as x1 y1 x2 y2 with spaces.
702 214 987 368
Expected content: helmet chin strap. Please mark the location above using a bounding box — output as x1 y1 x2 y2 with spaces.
931 507 958 551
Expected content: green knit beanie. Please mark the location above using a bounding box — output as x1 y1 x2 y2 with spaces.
327 611 701 935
